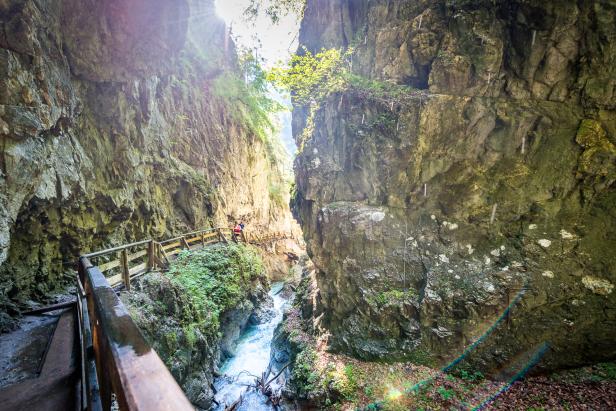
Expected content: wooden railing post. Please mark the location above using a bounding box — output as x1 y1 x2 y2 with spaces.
120 249 130 291
181 236 190 250
76 259 103 411
201 232 206 247
147 240 155 271
152 242 161 267
159 243 170 265
240 230 247 243
218 228 228 244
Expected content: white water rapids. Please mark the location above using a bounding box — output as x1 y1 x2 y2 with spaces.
213 282 289 410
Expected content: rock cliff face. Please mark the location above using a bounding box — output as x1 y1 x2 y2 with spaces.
293 0 616 373
0 0 294 329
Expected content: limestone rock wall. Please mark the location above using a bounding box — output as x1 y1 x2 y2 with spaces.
293 0 616 373
0 0 294 329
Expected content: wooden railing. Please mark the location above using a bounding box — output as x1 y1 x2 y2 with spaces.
77 227 290 410
81 228 291 290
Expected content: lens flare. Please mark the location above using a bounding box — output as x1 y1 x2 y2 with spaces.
386 387 403 401
363 284 552 409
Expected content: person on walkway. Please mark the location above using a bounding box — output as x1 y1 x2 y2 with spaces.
239 221 245 231
233 222 242 242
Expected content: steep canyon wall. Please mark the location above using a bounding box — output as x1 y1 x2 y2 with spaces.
293 0 616 373
0 0 294 329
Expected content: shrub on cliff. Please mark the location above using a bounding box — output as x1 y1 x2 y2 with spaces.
268 47 414 106
166 243 267 338
268 47 351 105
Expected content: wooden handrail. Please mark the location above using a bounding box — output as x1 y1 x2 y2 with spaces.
78 257 193 410
83 227 224 258
83 239 151 258
76 269 102 411
158 236 186 246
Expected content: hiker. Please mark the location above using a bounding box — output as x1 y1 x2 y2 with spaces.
239 221 245 231
233 222 242 241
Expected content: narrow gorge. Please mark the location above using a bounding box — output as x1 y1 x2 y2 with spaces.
1 0 615 410
0 0 295 329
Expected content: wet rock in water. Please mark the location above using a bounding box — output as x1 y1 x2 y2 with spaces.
219 301 256 358
271 323 291 365
291 0 616 374
213 281 295 410
182 370 216 410
250 296 276 325
277 282 298 301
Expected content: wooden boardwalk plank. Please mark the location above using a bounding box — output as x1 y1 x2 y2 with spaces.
0 309 78 411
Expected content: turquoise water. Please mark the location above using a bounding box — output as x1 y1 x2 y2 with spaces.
213 282 288 410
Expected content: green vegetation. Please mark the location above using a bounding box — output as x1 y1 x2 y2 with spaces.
289 181 298 204
458 369 485 382
333 364 361 400
597 362 616 380
268 182 287 208
211 51 291 193
268 47 352 104
404 348 436 367
292 347 320 395
212 53 284 147
166 243 267 339
173 32 288 173
268 46 418 151
123 243 269 390
367 288 417 308
268 47 416 105
437 386 455 401
292 272 313 308
345 73 416 101
291 347 363 404
364 385 375 399
549 361 616 383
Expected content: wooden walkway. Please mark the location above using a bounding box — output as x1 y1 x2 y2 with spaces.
0 309 77 411
84 227 291 290
0 227 290 411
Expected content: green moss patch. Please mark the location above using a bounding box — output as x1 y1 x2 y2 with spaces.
166 243 267 339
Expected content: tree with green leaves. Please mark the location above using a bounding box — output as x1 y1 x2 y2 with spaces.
267 47 353 105
244 0 306 23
